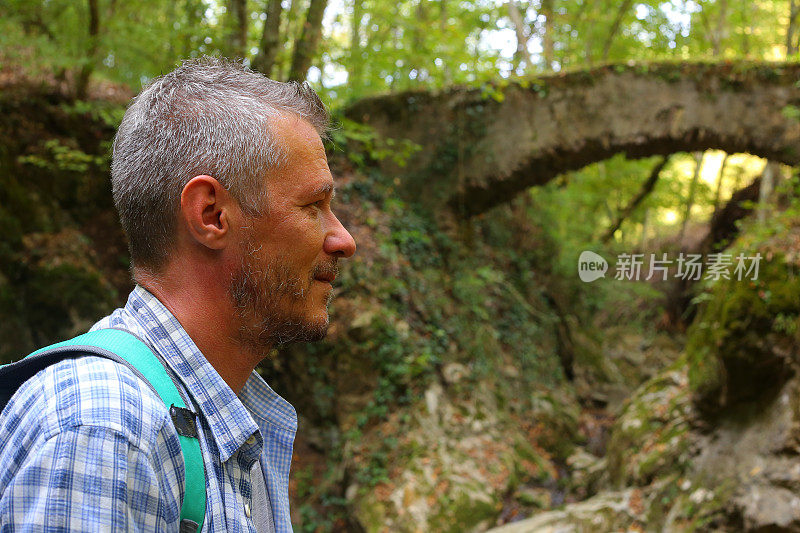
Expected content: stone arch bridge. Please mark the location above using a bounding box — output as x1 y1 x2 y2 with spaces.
346 62 800 218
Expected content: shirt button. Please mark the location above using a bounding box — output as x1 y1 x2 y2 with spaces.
244 502 251 517
246 436 256 445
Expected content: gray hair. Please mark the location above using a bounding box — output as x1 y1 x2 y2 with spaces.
111 56 329 272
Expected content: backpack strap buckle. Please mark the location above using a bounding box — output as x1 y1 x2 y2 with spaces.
170 405 199 438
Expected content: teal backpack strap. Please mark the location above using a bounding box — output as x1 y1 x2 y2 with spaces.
1 328 207 532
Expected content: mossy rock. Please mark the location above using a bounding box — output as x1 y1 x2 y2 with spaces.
605 357 693 488
428 491 500 533
686 248 800 415
353 497 390 533
527 390 581 461
660 480 737 531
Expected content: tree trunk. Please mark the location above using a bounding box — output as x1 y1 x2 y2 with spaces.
702 176 762 253
507 1 531 72
288 0 328 82
603 199 615 226
601 0 632 62
743 0 755 56
227 0 248 59
602 156 669 242
348 0 362 89
788 0 799 55
732 163 744 191
679 152 704 242
668 175 762 326
228 0 248 58
412 0 428 82
542 290 576 381
74 0 99 100
758 162 772 224
413 0 426 51
440 0 451 83
252 0 283 77
758 161 783 223
712 153 729 215
541 0 554 70
711 0 728 56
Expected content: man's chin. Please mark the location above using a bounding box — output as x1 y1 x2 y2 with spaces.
301 310 330 341
239 314 328 351
300 323 328 343
274 309 330 346
279 323 327 346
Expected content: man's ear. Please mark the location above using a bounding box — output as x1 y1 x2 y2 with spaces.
180 175 235 250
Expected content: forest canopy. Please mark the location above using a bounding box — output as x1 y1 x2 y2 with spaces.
1 0 798 103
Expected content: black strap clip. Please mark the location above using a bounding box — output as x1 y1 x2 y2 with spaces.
179 519 199 533
170 405 199 439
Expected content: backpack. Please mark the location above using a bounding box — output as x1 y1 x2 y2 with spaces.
0 328 206 533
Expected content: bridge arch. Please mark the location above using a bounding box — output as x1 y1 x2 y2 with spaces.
347 62 800 217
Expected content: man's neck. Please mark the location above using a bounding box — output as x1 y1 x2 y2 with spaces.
135 263 268 394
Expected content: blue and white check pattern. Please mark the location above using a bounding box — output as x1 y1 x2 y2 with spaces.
0 286 298 532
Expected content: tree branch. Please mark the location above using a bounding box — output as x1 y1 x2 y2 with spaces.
601 0 632 62
506 1 532 71
601 156 669 242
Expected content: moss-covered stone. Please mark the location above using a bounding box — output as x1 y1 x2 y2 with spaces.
659 479 736 531
353 497 389 533
686 221 800 414
526 390 581 462
605 357 694 489
428 492 500 533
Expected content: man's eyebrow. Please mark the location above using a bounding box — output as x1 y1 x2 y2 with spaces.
310 183 336 198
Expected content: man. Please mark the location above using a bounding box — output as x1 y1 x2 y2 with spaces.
0 57 355 531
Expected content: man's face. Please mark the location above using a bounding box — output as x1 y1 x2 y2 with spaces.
228 116 356 350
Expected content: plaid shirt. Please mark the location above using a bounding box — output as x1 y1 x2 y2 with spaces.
0 286 297 532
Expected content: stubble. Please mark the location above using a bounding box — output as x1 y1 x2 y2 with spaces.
228 236 337 353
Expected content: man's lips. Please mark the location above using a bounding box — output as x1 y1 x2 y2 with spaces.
313 262 338 283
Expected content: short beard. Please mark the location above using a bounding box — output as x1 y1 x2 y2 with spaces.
228 239 336 354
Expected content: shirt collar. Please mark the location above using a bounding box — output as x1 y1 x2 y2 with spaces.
124 285 296 462
240 371 297 433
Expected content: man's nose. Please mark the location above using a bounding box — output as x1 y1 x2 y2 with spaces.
324 213 356 258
